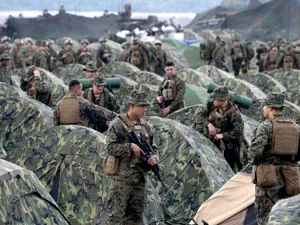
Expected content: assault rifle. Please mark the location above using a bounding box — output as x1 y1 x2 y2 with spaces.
126 130 168 191
158 87 166 109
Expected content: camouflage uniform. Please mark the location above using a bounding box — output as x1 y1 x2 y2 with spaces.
23 45 36 67
96 38 112 68
105 90 158 225
118 42 131 62
33 41 50 71
193 86 244 170
128 41 149 71
83 75 120 113
54 92 116 132
77 39 93 65
230 40 247 76
0 54 12 85
211 41 227 71
0 36 11 55
276 50 299 70
153 40 167 76
249 92 300 225
158 73 185 114
20 66 52 106
293 45 300 63
264 49 281 71
58 49 76 65
9 40 25 71
48 40 58 72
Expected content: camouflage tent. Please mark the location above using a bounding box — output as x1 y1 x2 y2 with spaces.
98 61 140 77
6 117 234 224
161 38 187 52
0 159 70 225
56 37 81 52
177 68 213 87
182 45 206 69
88 40 123 62
267 194 300 225
0 86 53 152
129 71 164 86
55 63 86 85
197 65 234 84
162 43 189 69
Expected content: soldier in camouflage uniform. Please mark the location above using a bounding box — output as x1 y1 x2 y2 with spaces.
33 40 50 71
211 41 228 71
77 39 93 65
230 39 247 76
276 45 299 69
9 39 25 71
293 43 300 66
96 37 112 68
47 39 58 72
128 39 149 71
263 46 281 71
0 36 11 55
257 42 272 72
83 73 120 113
193 86 244 171
154 40 167 76
249 92 300 225
82 61 97 79
20 65 52 106
0 54 12 85
105 90 158 225
58 39 76 65
54 80 116 132
156 61 185 115
23 39 36 67
118 42 131 62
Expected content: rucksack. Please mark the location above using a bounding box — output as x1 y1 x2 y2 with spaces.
245 45 255 60
199 40 216 61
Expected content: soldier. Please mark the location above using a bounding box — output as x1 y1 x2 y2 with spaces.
156 61 185 115
230 38 247 76
0 54 12 85
128 39 149 71
83 73 120 113
257 42 272 72
47 39 58 72
118 42 131 62
82 61 97 79
20 65 52 106
276 45 299 69
105 89 158 225
211 41 228 71
53 79 116 132
96 37 112 68
23 39 36 67
263 46 281 71
9 39 25 71
0 36 11 55
58 39 76 65
193 86 244 171
249 92 300 224
77 39 93 65
33 40 50 71
154 40 167 76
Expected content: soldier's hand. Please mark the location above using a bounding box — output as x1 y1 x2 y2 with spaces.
147 156 157 165
157 96 163 104
162 107 171 115
131 143 145 159
106 121 111 126
214 134 223 140
242 61 245 65
33 70 41 77
208 123 217 137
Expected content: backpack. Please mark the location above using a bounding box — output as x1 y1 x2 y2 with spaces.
199 40 216 61
245 45 255 60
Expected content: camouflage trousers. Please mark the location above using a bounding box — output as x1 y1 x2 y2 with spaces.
106 179 146 225
255 171 285 225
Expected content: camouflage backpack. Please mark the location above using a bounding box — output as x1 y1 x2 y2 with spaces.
199 40 216 61
245 44 255 60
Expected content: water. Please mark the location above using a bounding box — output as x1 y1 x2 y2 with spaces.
0 10 196 27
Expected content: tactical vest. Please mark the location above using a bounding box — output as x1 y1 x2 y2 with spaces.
15 50 24 68
131 49 141 66
283 55 294 69
87 89 105 107
58 96 82 125
271 118 299 156
269 50 279 64
155 49 165 65
79 48 92 65
63 51 74 64
161 78 177 101
233 46 243 60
